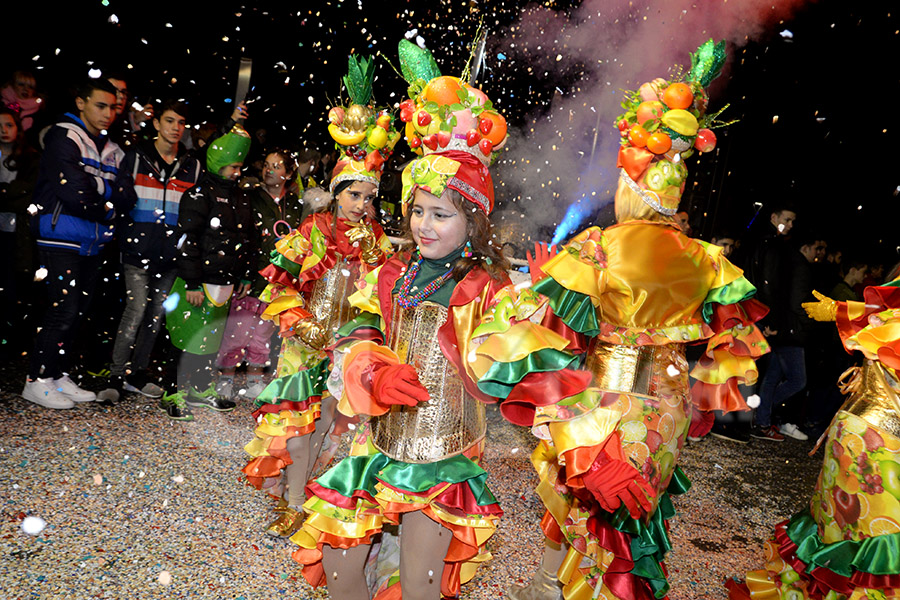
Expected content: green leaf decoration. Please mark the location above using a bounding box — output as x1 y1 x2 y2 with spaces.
344 54 375 106
398 39 442 84
689 39 727 88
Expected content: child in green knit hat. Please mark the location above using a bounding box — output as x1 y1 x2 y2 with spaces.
160 123 256 420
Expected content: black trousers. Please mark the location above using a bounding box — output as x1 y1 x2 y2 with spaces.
29 248 102 380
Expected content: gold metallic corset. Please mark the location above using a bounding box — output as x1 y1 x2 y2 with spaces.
585 340 687 398
839 360 900 440
371 300 486 463
307 257 359 335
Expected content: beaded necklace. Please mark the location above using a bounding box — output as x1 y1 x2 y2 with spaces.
397 251 454 309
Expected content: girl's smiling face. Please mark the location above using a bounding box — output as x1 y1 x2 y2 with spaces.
409 188 468 260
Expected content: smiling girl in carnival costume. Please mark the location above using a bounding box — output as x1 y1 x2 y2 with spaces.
727 282 900 600
287 40 512 600
475 41 770 600
242 55 396 539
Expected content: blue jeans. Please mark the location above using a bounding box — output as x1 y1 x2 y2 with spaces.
755 345 807 428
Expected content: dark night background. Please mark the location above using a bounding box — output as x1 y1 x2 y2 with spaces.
5 0 899 265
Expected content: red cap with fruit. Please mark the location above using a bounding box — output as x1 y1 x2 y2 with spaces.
327 54 402 193
615 39 732 216
396 39 508 166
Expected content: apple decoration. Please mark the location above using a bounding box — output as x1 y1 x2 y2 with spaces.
832 486 861 529
694 128 717 153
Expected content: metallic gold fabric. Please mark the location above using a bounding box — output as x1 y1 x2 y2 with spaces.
838 360 900 441
585 340 687 398
372 300 486 463
306 257 359 337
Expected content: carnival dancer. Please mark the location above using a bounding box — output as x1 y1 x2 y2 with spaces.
242 55 397 538
287 40 511 600
726 281 900 600
476 40 770 600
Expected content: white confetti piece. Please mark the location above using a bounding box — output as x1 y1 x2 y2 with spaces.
172 475 184 483
158 571 172 585
21 516 46 536
92 474 103 485
666 364 680 377
746 394 761 409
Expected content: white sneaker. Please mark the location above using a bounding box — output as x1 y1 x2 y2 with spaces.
779 423 809 441
243 380 267 400
22 378 75 409
53 375 96 403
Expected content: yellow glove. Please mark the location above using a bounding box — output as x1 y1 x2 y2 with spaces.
802 290 838 322
347 222 380 265
295 318 329 350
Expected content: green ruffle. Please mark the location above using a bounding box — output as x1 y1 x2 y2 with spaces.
478 347 582 400
532 276 600 337
336 311 383 339
270 250 302 278
314 452 499 507
606 467 691 599
700 276 756 323
787 509 900 577
255 359 330 407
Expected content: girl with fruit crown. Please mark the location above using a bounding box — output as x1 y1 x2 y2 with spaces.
242 54 396 540
727 281 900 600
474 40 770 600
287 40 511 600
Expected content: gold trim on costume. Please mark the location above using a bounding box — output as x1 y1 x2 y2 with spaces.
307 257 359 336
584 340 687 398
372 301 486 463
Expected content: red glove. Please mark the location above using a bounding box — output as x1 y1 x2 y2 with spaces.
526 242 557 284
371 363 430 407
581 454 657 519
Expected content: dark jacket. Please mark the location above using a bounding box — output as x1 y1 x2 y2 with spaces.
175 172 255 290
744 229 813 345
32 113 135 256
248 186 304 295
118 139 201 269
0 146 40 272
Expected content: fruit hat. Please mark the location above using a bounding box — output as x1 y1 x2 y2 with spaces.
615 39 730 216
396 39 508 166
327 54 401 193
206 124 251 177
395 39 506 215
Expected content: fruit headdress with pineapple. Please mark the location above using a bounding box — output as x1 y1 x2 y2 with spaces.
327 54 402 193
615 39 734 216
396 39 508 215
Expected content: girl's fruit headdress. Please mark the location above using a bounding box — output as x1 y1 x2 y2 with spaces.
327 54 402 193
615 39 731 216
396 39 507 215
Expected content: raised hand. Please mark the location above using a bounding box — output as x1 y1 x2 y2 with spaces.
802 290 838 322
526 241 558 284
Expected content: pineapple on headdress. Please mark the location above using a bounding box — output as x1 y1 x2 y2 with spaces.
327 55 401 192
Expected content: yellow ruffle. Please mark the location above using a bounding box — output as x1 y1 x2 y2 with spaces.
243 407 321 458
691 350 758 386
476 320 572 363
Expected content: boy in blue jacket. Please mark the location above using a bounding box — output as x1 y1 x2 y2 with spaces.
22 78 135 409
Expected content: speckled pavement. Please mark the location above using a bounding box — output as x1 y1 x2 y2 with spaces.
0 356 820 599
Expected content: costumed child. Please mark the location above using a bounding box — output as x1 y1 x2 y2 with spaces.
215 149 305 401
242 55 397 539
727 282 900 600
287 39 511 600
476 40 770 600
160 123 255 421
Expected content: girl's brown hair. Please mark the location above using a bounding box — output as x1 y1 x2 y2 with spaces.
400 188 510 282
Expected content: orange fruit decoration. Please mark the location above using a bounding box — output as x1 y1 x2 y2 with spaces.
646 131 672 154
635 101 665 125
662 83 694 110
628 125 650 148
480 111 508 145
423 76 465 106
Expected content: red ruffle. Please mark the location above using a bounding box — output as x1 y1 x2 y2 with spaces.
688 406 715 438
376 479 503 517
251 398 318 417
541 308 590 354
691 379 748 413
305 480 378 511
707 298 769 332
501 369 593 427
